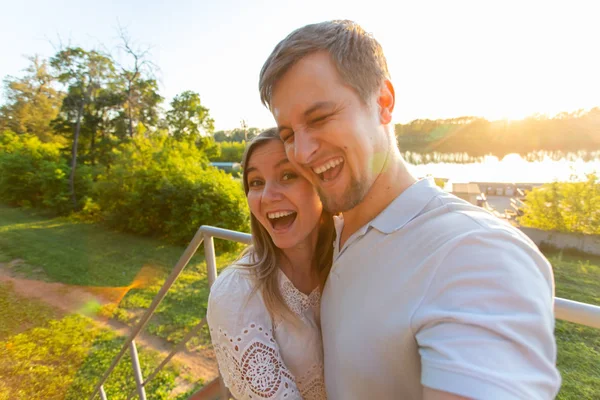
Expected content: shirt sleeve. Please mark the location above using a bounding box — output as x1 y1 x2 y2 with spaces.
411 229 561 400
207 267 302 400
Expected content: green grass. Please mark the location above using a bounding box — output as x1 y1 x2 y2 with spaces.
0 282 180 400
0 281 58 339
0 204 209 286
1 204 599 398
547 252 600 399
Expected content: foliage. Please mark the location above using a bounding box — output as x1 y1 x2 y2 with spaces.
167 90 214 140
0 56 64 143
394 109 600 157
519 173 600 234
93 132 248 248
0 130 93 214
210 140 246 162
213 126 260 142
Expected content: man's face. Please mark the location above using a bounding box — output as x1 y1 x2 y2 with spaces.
270 51 391 214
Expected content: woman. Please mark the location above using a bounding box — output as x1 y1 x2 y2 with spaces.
207 128 335 400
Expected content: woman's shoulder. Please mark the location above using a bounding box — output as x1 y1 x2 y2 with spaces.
210 264 253 297
207 255 271 333
208 255 261 310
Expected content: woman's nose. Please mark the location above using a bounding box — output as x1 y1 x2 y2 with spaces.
262 181 284 203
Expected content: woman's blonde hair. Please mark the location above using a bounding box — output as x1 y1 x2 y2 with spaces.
238 128 335 322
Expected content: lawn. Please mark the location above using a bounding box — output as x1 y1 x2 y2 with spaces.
0 282 186 400
0 204 598 398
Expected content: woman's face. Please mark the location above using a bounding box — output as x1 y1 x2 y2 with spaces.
246 139 323 250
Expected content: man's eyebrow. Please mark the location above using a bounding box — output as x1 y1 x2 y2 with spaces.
304 101 336 117
277 101 336 134
245 166 257 175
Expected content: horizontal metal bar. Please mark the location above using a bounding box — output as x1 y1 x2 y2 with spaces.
199 225 252 245
89 226 207 400
555 297 600 329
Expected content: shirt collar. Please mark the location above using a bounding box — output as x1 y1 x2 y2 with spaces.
369 177 443 234
333 177 443 256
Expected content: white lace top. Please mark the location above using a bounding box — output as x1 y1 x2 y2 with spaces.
207 262 326 400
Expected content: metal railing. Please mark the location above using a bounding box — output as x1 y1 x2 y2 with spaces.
89 226 251 400
90 225 600 400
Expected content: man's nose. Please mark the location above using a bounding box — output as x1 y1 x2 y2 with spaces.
294 130 319 165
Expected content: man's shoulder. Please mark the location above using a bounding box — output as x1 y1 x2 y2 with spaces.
371 191 539 261
420 192 530 242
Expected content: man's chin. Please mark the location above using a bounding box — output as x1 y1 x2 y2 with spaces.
319 182 368 214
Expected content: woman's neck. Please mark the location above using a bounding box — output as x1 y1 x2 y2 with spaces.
279 233 319 295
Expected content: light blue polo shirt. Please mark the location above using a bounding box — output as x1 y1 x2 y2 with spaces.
321 178 561 399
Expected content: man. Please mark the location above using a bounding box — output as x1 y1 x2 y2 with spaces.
259 20 561 399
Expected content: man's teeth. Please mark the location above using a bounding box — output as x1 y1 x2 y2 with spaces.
313 158 343 174
267 211 295 219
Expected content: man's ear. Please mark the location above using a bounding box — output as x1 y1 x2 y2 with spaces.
377 80 395 125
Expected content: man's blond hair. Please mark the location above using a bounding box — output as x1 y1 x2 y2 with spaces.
259 20 391 108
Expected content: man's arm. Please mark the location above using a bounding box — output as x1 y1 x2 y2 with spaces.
412 229 561 399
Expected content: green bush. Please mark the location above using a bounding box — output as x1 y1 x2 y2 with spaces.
95 133 249 248
211 140 246 162
0 130 93 214
519 173 600 234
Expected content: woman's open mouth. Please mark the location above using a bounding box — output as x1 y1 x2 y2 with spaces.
267 210 298 232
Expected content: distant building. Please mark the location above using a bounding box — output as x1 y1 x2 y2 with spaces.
451 183 484 206
210 162 242 173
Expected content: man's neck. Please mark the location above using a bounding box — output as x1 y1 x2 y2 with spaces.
339 151 416 248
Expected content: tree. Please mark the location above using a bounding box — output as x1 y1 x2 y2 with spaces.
113 28 163 138
50 47 115 208
166 90 214 140
0 56 64 143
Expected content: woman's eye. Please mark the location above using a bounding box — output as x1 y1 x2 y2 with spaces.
282 172 297 181
249 179 263 188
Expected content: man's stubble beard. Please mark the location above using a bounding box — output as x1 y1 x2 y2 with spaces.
318 174 369 214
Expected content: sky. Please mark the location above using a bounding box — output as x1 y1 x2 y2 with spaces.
1 0 599 131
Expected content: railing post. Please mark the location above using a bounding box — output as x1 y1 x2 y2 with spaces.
203 232 231 399
99 386 107 400
129 340 147 400
88 226 207 400
204 234 218 288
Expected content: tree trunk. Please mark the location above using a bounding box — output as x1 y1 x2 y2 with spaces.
70 99 84 209
128 106 134 137
127 83 134 137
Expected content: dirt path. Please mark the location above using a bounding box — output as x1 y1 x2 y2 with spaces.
0 260 219 388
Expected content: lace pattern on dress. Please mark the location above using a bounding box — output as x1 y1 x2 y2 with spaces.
279 276 321 317
296 363 327 400
211 322 301 399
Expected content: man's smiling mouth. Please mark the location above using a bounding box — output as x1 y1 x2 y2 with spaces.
312 157 344 182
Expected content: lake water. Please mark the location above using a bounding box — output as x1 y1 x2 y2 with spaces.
409 154 600 183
